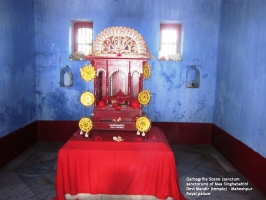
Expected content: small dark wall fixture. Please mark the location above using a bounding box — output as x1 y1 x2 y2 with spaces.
186 65 200 88
60 65 73 87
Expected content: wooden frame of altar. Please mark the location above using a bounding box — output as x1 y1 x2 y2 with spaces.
84 26 153 131
90 56 146 131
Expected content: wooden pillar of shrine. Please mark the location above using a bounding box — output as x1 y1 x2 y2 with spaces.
106 60 109 105
92 60 97 107
139 73 143 93
128 61 131 106
99 71 102 101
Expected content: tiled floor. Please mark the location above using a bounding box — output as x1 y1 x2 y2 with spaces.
172 145 265 200
0 142 265 200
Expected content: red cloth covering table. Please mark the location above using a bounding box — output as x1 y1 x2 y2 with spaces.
53 126 185 200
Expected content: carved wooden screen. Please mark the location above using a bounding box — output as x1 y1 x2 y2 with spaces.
91 26 152 58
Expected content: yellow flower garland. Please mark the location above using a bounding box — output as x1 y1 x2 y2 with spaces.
80 91 95 107
79 117 93 132
80 64 96 82
143 63 151 79
138 90 151 106
135 116 151 133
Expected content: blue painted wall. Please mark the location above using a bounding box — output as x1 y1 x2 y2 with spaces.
1 0 265 158
214 0 266 157
0 0 36 137
34 0 220 123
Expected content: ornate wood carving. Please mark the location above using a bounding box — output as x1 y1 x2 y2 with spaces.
91 26 153 58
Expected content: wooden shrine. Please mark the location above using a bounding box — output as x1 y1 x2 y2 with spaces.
80 26 153 134
90 57 146 131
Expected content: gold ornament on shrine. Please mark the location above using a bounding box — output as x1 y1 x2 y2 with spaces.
79 117 93 138
80 91 95 107
143 63 151 79
135 116 151 134
138 90 151 106
79 117 93 133
80 64 96 82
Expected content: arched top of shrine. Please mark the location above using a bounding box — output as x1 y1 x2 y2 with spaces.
91 26 153 59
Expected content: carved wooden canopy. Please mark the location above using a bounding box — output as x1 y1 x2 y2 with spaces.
91 26 153 58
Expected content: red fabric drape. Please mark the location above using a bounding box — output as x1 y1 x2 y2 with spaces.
54 127 185 200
